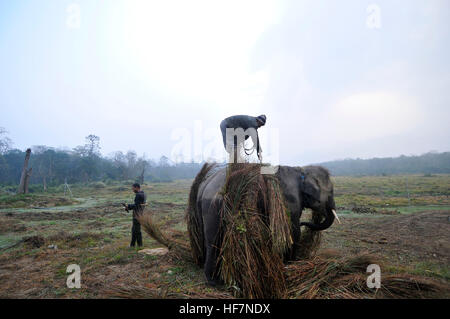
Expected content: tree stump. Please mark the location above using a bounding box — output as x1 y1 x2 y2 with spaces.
17 148 32 194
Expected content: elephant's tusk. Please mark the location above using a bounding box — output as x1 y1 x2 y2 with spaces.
332 209 341 224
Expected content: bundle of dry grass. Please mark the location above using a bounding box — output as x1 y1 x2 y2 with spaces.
297 211 322 259
185 163 217 266
334 273 447 299
218 163 292 299
104 284 173 299
105 284 233 299
266 177 293 254
373 274 447 298
137 212 191 261
286 254 377 298
286 253 448 299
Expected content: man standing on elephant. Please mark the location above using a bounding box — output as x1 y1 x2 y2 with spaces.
123 183 146 247
220 114 266 163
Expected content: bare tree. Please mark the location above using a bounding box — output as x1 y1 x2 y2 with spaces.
17 148 32 194
32 145 53 191
137 158 148 185
126 150 137 179
73 135 101 158
159 155 170 167
112 151 128 180
24 167 32 193
86 134 101 156
0 127 12 154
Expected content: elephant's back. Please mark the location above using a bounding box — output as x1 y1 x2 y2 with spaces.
197 167 227 202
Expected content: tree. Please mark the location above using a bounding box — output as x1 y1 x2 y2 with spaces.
0 127 12 155
157 156 172 182
112 151 128 180
73 135 101 158
136 157 148 184
73 135 102 182
86 134 101 157
73 145 89 157
32 146 54 191
159 155 170 167
17 148 32 194
126 150 137 179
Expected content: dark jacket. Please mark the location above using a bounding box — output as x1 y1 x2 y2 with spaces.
127 191 146 217
220 115 262 153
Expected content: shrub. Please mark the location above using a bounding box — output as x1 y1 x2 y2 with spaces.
89 181 106 188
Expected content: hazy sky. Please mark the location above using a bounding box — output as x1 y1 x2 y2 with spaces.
1 0 449 165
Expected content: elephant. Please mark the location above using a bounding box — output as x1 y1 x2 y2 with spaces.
194 164 338 286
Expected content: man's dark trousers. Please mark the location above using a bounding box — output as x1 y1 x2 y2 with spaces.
128 190 145 247
131 217 142 247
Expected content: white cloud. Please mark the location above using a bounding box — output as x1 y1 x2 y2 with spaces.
114 0 279 106
324 92 422 143
1 0 448 163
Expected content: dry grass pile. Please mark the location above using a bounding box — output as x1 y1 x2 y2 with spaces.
23 235 45 248
297 211 322 259
137 212 191 261
369 274 447 298
218 163 292 299
104 285 179 299
104 284 232 299
266 177 293 254
103 285 233 299
286 253 448 299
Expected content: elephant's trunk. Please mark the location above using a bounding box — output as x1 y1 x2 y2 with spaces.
300 196 336 231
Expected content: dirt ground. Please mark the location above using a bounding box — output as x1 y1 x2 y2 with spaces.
321 210 450 275
0 177 449 298
1 209 448 298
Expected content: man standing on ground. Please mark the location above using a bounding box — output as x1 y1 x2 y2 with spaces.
124 183 146 247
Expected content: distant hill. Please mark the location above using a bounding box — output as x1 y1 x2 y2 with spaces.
317 152 450 176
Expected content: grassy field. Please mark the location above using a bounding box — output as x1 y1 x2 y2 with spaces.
0 174 449 298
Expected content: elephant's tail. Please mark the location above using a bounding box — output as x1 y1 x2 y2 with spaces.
186 163 217 266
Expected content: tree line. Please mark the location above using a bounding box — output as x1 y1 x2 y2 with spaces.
0 131 202 188
1 128 449 189
318 152 450 176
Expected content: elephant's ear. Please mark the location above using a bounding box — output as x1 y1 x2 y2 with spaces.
302 173 321 203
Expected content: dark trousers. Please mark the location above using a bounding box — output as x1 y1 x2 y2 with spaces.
130 218 143 247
